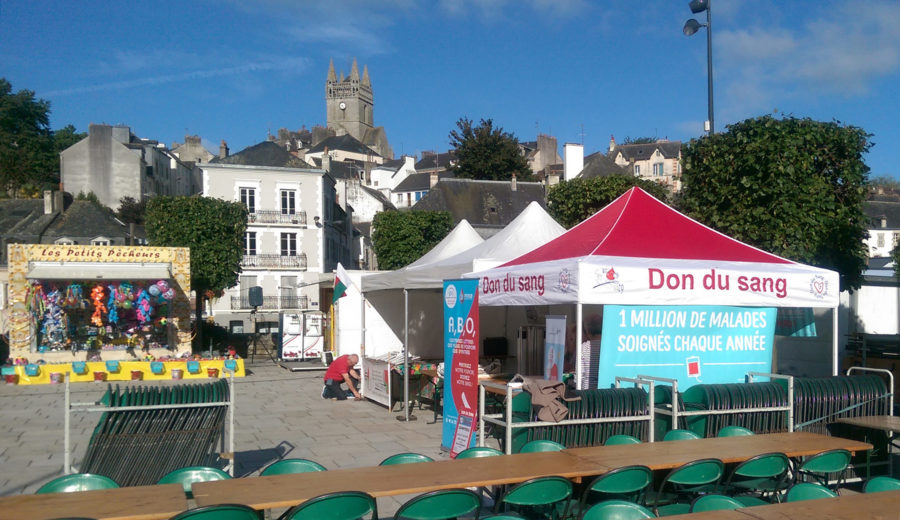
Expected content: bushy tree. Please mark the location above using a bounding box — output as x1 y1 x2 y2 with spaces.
371 210 453 270
0 78 53 194
547 176 670 228
680 115 871 291
145 196 248 347
117 196 148 224
449 117 532 181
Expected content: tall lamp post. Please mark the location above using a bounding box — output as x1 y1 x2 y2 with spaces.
683 0 714 135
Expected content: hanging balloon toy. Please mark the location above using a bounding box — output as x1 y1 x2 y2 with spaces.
90 285 106 327
106 285 119 326
136 288 153 324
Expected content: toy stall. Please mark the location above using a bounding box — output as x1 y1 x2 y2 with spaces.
2 244 244 385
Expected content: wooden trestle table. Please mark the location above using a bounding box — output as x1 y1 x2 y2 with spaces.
0 483 188 520
662 489 900 520
193 431 871 511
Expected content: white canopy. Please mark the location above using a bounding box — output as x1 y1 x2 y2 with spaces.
362 202 565 292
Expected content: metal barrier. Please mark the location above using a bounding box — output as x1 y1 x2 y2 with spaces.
63 371 235 486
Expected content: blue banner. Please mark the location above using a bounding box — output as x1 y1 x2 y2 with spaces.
442 279 480 455
598 305 776 389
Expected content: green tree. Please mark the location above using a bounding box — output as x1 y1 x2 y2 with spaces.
868 175 900 193
116 196 148 224
0 78 53 195
145 196 248 348
622 136 657 144
547 176 670 228
371 210 453 270
449 117 532 181
680 115 871 291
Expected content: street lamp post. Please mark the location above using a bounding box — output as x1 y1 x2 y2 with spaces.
683 0 714 135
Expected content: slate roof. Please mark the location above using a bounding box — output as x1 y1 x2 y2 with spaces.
375 158 406 172
42 201 134 240
864 201 900 228
306 134 381 158
328 160 364 180
415 151 456 171
210 141 313 168
611 141 681 161
0 199 51 242
412 178 547 228
579 151 631 178
394 171 456 192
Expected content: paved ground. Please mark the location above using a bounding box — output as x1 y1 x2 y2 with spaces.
0 359 479 516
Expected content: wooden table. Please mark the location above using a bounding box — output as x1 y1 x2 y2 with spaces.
565 431 872 471
662 490 900 520
835 415 900 434
193 450 609 510
0 483 188 520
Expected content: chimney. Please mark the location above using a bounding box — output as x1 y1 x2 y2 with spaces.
322 146 331 172
511 173 517 192
564 143 584 181
43 190 54 214
547 172 560 187
609 134 616 154
429 171 438 188
219 140 229 158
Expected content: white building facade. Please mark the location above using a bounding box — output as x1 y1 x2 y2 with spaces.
201 163 353 334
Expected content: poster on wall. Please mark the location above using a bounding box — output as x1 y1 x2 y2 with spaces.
442 279 480 456
598 305 776 389
544 315 567 380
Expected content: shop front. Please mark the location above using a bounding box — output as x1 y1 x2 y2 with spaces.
2 244 244 384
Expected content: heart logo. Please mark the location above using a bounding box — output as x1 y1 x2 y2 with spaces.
606 268 616 281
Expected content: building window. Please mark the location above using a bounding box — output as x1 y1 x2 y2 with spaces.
280 190 296 215
878 233 885 248
229 320 244 334
244 232 257 255
281 233 297 256
240 187 256 213
91 237 111 246
634 164 641 176
281 276 297 298
55 238 75 245
653 163 664 177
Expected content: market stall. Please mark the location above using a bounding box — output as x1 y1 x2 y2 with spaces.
465 187 841 389
3 244 244 384
361 203 565 415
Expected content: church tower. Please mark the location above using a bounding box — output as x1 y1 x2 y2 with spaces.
326 58 374 140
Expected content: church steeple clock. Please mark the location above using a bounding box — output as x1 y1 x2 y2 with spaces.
326 58 374 140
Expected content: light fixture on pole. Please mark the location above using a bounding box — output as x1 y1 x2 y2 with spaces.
683 0 714 135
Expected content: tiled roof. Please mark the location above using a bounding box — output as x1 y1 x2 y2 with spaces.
307 134 381 157
210 141 312 168
394 171 456 192
579 152 631 178
412 178 546 228
864 200 900 229
415 151 456 171
611 141 681 161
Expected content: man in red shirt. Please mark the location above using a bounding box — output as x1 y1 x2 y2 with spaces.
322 353 362 400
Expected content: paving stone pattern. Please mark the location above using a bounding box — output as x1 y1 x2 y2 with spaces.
0 361 474 516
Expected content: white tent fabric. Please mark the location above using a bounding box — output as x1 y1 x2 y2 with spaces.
363 201 565 292
362 219 484 291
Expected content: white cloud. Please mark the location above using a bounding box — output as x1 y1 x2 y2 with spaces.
715 1 900 117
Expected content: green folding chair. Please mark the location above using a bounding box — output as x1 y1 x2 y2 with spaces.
717 426 754 437
379 452 434 465
689 494 744 512
662 429 701 441
168 504 260 520
157 466 231 499
517 439 565 453
864 476 900 493
795 449 851 492
281 490 377 520
457 446 504 459
649 458 724 516
581 500 655 520
724 452 790 505
785 482 837 502
578 465 653 515
393 488 482 519
260 458 326 475
603 435 641 446
36 473 119 494
494 475 573 519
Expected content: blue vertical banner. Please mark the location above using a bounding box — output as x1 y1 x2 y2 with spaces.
544 315 567 380
442 279 480 456
598 305 776 389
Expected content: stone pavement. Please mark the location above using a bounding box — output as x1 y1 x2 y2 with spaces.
0 360 481 516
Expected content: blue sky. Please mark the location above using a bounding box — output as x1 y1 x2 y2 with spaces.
2 0 899 178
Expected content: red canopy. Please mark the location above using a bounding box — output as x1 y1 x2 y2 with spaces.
503 187 794 266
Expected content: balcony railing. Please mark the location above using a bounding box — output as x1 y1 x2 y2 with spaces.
248 210 307 225
242 253 307 269
231 295 310 310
